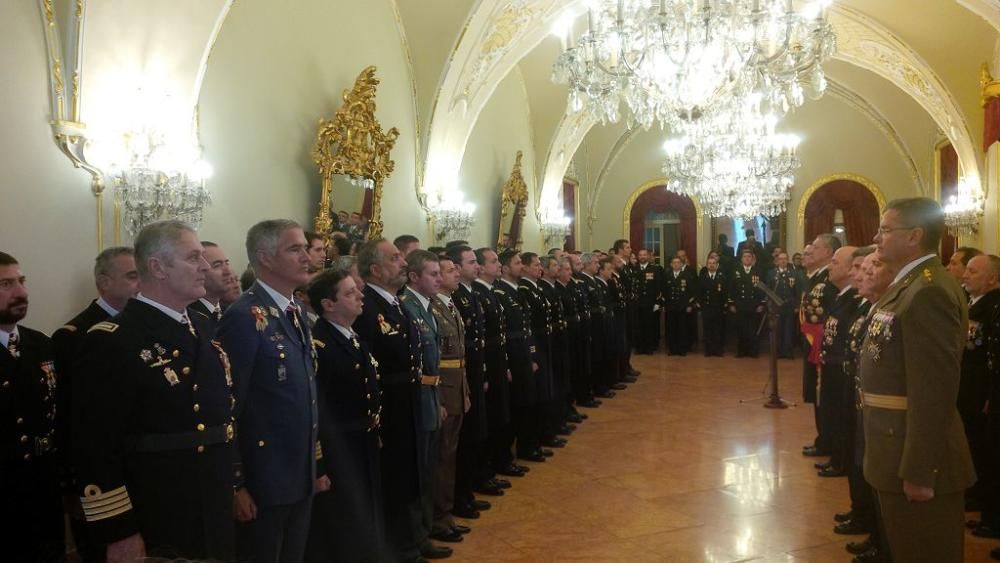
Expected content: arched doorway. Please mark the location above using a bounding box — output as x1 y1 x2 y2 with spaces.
625 184 697 266
800 175 885 246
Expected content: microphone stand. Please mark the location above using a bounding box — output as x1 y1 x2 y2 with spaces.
739 280 796 409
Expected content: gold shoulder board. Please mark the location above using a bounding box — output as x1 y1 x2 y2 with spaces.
312 338 326 349
87 321 119 334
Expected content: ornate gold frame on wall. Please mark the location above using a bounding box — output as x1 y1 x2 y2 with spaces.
313 66 399 241
497 150 529 250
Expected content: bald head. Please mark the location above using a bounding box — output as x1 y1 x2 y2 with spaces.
962 254 1000 297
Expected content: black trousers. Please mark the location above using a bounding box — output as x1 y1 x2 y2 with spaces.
982 409 1000 527
775 309 796 357
239 496 313 563
701 311 725 356
666 310 689 355
488 422 515 471
514 405 541 457
847 410 875 533
636 307 660 352
455 435 485 509
735 310 761 357
686 310 698 345
818 365 842 465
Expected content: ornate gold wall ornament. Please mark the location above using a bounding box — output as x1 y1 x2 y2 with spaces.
497 151 529 250
796 173 887 232
313 66 400 241
981 63 1000 108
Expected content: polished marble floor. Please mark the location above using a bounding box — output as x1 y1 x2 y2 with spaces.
449 353 997 562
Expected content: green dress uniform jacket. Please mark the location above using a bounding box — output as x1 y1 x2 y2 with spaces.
860 259 974 493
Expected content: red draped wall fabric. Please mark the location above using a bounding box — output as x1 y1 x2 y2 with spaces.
563 180 577 251
628 187 696 259
939 143 958 262
803 180 880 246
985 98 1000 151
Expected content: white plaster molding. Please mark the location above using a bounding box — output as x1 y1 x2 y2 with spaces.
956 0 1000 32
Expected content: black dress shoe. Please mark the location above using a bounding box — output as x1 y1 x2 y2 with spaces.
834 510 855 523
845 536 873 555
802 446 830 457
973 524 1000 539
621 376 638 383
834 519 868 535
578 399 601 408
541 438 566 448
853 548 884 563
475 483 504 496
497 465 525 477
452 505 480 519
451 524 471 535
815 461 832 470
556 424 576 435
538 448 554 457
430 528 464 543
611 383 627 390
518 452 546 462
818 466 847 477
966 519 982 529
595 390 616 398
629 368 641 376
470 499 491 511
493 478 511 489
421 544 453 559
566 413 585 423
514 464 530 472
990 547 1000 561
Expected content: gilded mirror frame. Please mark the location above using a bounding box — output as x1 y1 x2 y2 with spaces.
497 150 529 251
313 66 399 241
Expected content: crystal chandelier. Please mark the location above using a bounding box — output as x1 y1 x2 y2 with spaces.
540 214 573 245
104 128 212 237
943 179 984 238
428 192 476 241
552 0 836 129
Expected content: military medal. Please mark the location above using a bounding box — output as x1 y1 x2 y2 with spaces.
40 361 56 391
251 305 268 331
277 364 287 382
211 340 233 387
163 367 180 386
139 349 153 362
269 306 280 318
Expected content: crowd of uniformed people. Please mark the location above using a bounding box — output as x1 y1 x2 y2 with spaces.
2 198 999 562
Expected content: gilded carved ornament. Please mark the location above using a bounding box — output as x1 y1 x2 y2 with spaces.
312 66 399 241
982 63 1000 108
497 151 530 249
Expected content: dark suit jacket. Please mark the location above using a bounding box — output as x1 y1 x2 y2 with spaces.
217 282 318 508
766 268 800 313
860 258 975 493
698 270 728 315
453 284 487 439
634 263 664 309
473 280 510 426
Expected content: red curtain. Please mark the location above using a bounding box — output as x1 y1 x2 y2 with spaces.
628 187 696 260
939 143 958 261
985 98 1000 151
803 180 880 246
563 180 577 251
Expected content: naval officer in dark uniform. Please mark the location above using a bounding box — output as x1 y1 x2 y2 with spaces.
73 221 237 562
699 255 727 356
52 246 139 562
728 250 766 357
0 252 65 562
188 241 237 334
218 219 320 563
634 249 664 354
305 269 385 562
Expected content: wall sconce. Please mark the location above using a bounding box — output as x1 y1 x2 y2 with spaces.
428 192 476 242
943 177 984 238
540 214 572 246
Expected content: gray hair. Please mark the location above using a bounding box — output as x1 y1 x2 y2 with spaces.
329 255 357 275
357 239 385 281
813 233 842 253
581 252 597 266
246 219 301 267
94 246 134 278
134 220 195 277
539 255 558 270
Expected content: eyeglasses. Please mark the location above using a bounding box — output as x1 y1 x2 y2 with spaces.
876 225 915 235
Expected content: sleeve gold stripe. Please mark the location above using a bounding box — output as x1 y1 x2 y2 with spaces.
80 485 129 508
84 500 133 522
315 441 324 460
80 491 131 511
87 321 119 333
83 497 132 517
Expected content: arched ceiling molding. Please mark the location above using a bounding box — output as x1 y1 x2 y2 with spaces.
421 0 576 206
524 4 982 214
829 5 980 187
191 0 236 115
388 0 426 210
956 0 1000 32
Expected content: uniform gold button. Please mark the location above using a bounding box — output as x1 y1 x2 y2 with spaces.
366 393 371 399
173 350 180 358
16 417 23 425
197 423 206 431
258 440 265 447
20 435 28 443
182 367 191 375
1 381 9 388
354 363 360 370
193 384 199 391
279 353 286 359
23 453 31 461
193 404 200 412
197 445 205 453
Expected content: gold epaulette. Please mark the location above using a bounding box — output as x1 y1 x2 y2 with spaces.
87 321 119 334
58 324 78 332
495 289 506 295
312 338 326 349
80 484 132 522
315 440 324 460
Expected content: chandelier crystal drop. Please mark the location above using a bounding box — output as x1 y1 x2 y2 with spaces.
943 179 984 238
552 0 836 130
